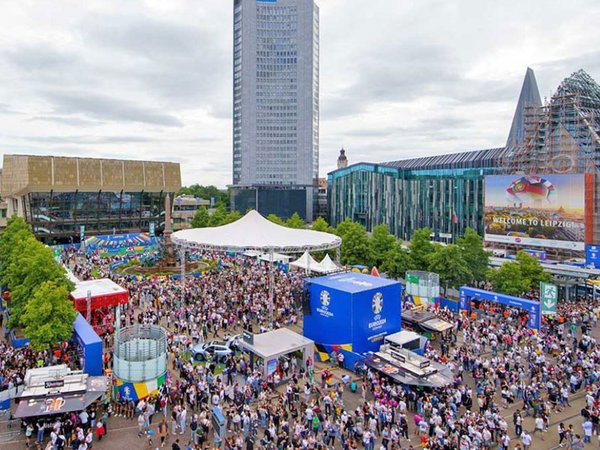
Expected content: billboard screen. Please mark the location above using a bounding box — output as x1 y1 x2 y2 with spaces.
484 174 586 250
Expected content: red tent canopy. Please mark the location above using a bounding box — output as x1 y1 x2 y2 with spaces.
69 279 129 313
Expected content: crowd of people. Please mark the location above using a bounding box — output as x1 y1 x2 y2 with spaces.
2 245 598 450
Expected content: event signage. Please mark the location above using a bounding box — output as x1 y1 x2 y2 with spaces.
44 380 65 389
483 174 586 250
459 286 541 331
540 282 558 316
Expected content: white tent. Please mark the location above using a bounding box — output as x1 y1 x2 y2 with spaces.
289 251 321 272
259 252 291 263
319 254 341 273
172 210 341 252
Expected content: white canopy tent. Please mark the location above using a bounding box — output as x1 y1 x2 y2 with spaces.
171 210 341 253
171 210 341 325
319 254 341 273
289 251 321 273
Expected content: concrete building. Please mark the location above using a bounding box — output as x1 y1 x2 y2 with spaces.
172 195 211 230
0 155 181 244
231 0 320 221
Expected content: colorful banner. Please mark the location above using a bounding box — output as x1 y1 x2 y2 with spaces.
484 174 586 250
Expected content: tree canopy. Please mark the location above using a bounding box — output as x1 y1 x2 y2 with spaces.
370 224 396 267
22 281 77 351
457 228 490 283
286 212 305 229
487 261 531 297
340 222 372 266
381 242 412 280
515 250 551 289
428 244 472 292
408 227 434 271
177 184 229 206
190 206 210 228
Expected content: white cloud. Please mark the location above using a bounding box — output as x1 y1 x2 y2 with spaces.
0 0 598 186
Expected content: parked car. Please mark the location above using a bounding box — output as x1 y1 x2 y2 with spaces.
191 341 233 362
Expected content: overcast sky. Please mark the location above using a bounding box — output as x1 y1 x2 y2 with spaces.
0 0 599 187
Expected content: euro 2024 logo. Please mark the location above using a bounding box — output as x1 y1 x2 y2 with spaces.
320 290 330 308
372 292 383 316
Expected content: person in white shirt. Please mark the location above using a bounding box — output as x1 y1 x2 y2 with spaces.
533 416 544 440
521 431 532 450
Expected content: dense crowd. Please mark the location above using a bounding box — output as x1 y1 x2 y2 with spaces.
5 246 599 450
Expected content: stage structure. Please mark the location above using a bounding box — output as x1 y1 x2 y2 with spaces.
112 324 168 401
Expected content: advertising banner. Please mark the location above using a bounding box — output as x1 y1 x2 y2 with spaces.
484 174 586 250
540 282 558 316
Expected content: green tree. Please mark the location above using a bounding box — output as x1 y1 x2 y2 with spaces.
515 251 551 289
428 244 472 293
488 262 530 297
408 227 434 271
209 205 227 227
456 228 490 283
5 237 74 328
267 214 285 226
340 222 372 266
0 216 33 285
311 217 329 232
191 207 210 228
22 281 77 351
370 224 396 267
335 218 355 239
286 212 305 229
177 184 229 207
222 210 242 225
381 242 413 279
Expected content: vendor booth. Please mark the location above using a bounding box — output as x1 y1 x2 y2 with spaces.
70 279 129 336
459 286 541 331
14 365 107 419
304 273 402 364
401 307 453 340
385 330 429 355
363 345 453 388
237 328 314 381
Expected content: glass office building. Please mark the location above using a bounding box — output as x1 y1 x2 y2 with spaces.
328 148 507 241
231 0 320 220
0 155 181 244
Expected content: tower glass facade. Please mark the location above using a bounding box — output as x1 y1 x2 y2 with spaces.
232 0 319 220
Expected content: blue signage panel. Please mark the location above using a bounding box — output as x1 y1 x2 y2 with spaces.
304 283 352 347
459 286 541 330
351 283 402 353
586 244 600 269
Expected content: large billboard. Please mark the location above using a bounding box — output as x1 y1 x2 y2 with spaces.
484 174 586 250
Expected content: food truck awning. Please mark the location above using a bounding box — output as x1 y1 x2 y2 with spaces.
363 354 453 388
421 318 453 333
14 376 107 419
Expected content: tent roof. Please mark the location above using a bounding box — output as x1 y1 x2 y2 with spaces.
70 278 127 300
290 251 321 271
238 328 314 360
319 254 341 273
172 210 341 252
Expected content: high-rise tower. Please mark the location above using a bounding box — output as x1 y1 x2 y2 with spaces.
231 0 320 221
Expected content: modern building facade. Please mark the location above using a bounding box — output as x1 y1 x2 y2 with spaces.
328 69 600 253
231 0 320 221
0 155 181 244
328 148 507 241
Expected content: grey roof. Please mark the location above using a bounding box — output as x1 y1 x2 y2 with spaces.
506 67 542 147
381 147 508 171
